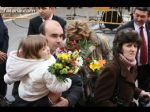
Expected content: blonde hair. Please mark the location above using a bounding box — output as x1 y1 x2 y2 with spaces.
65 20 93 40
65 20 112 60
17 35 48 59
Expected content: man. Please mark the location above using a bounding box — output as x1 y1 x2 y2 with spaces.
0 14 9 97
28 7 66 35
117 7 150 106
39 20 83 107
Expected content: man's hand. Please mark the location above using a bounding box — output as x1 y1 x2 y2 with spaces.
48 92 61 105
52 97 69 107
140 90 150 98
0 51 7 64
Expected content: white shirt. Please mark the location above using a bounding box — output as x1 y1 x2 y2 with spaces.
4 51 71 101
134 22 148 65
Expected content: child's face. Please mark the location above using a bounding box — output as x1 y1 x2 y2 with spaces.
38 46 50 59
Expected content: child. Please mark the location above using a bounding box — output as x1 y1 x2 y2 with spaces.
4 35 72 106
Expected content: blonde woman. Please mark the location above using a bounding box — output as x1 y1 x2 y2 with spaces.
65 20 112 106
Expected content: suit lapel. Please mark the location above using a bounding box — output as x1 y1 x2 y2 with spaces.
144 23 150 42
36 16 43 27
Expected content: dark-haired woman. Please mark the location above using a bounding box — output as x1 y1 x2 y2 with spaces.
94 28 150 106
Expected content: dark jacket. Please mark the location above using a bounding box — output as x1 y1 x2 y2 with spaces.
62 74 83 107
27 15 66 35
94 57 141 106
0 16 9 53
0 15 9 96
117 20 150 65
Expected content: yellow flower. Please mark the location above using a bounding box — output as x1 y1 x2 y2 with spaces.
89 59 106 72
71 50 79 59
57 53 71 62
48 48 83 82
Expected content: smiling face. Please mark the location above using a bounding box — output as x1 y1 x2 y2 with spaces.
133 9 148 26
121 42 138 61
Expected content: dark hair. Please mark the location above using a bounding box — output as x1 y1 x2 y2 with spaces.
113 28 142 56
147 7 150 16
134 7 148 12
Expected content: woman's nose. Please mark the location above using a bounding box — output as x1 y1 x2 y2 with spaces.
131 46 137 51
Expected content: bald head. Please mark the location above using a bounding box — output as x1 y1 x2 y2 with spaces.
39 20 64 54
39 20 63 35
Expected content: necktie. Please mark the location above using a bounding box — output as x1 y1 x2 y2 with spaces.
140 26 147 64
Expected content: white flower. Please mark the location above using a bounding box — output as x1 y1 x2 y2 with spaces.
75 56 83 67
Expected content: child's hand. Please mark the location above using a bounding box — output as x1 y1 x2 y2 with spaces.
0 51 7 63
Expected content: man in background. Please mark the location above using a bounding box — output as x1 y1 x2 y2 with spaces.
28 7 66 35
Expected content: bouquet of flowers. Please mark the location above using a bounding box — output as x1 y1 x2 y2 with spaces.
48 48 83 82
84 57 106 75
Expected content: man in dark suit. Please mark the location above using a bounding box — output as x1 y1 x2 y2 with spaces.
27 7 66 35
39 20 83 107
0 14 9 97
117 7 150 106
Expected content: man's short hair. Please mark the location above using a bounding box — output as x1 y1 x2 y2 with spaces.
134 7 148 12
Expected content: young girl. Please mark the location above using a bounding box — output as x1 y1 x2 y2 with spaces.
4 35 72 106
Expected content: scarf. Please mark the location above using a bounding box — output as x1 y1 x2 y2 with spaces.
119 54 136 67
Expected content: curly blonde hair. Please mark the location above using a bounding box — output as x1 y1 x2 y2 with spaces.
65 20 112 60
65 20 93 40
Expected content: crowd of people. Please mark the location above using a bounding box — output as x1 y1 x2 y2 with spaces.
0 7 150 107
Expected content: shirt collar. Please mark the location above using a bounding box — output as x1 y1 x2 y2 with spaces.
134 22 146 29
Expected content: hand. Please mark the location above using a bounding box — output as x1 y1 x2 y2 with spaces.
0 51 7 64
48 92 62 105
140 90 150 98
52 97 69 107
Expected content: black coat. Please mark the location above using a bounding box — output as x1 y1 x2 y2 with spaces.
62 74 83 107
27 15 66 35
0 15 9 96
0 17 9 53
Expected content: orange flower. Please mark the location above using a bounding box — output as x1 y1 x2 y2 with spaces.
98 59 106 66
